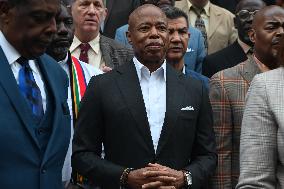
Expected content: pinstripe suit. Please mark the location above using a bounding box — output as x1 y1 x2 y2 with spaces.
237 67 284 189
209 56 260 189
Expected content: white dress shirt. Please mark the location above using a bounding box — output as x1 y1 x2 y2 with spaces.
133 57 167 152
0 31 47 112
59 54 102 182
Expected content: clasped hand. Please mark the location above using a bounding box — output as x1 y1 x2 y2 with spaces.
127 163 185 189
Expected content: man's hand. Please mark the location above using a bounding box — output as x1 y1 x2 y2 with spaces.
101 65 112 73
127 167 176 189
141 163 185 189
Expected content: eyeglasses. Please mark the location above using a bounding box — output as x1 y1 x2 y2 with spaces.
236 10 259 21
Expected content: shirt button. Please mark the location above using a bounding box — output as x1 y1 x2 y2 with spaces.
41 169 46 174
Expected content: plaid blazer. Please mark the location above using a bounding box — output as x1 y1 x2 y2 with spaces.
209 56 260 189
237 67 284 189
100 35 134 69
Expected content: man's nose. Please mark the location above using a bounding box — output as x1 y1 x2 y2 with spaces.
46 17 57 35
57 22 68 35
170 31 181 42
149 27 160 38
87 3 97 14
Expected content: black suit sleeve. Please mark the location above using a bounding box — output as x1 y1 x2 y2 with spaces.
72 76 125 186
185 82 217 188
202 56 215 78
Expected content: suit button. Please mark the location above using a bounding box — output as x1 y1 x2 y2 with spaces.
38 128 44 135
41 169 46 174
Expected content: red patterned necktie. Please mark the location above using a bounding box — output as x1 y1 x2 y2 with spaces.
79 43 91 63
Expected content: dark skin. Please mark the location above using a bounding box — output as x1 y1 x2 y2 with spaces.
126 5 185 189
276 32 284 66
234 0 265 46
249 5 284 69
127 5 169 73
46 3 74 61
0 0 60 59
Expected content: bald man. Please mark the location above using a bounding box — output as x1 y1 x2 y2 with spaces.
210 4 284 189
236 6 284 189
72 4 217 189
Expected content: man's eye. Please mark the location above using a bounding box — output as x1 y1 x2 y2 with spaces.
139 27 149 32
158 26 167 32
32 13 49 22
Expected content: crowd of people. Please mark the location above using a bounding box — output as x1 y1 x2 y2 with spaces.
1 0 284 189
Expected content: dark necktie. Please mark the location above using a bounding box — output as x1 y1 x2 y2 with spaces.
192 7 208 52
79 43 91 63
18 57 44 121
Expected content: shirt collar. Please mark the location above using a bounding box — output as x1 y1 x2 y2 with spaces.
70 34 101 54
133 57 167 82
253 54 270 73
58 53 69 66
0 31 21 66
187 0 210 16
238 38 251 54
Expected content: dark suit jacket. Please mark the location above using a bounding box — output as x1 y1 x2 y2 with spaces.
103 0 140 38
72 61 217 188
100 35 134 68
0 48 71 189
202 41 248 78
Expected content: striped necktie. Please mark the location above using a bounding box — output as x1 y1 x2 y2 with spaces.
18 57 44 121
192 7 208 52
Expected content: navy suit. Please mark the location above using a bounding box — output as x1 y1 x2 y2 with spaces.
115 24 206 73
0 48 71 189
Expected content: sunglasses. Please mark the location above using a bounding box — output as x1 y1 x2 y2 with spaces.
236 10 259 21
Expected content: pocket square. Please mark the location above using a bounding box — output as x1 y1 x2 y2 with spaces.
186 48 194 53
181 106 194 111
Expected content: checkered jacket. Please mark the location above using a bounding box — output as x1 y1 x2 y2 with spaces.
209 55 260 189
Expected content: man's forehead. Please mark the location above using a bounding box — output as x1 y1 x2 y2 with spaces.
76 0 104 4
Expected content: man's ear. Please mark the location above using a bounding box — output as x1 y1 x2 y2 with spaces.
0 1 12 24
126 31 132 45
248 29 256 44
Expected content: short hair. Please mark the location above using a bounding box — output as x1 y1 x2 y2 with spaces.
161 6 189 27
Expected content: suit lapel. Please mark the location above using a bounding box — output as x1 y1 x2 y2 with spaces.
240 55 260 84
37 55 64 163
100 36 113 68
116 61 155 154
0 48 40 148
208 4 223 39
156 65 185 156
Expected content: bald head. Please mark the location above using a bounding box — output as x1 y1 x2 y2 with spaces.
249 5 284 69
128 4 167 32
126 4 169 71
252 5 284 29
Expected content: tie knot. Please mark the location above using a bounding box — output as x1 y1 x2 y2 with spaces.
17 57 29 66
191 6 204 16
79 43 91 52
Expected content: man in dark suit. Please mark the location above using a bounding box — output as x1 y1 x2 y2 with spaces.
70 0 133 71
72 4 217 189
202 0 266 78
163 6 209 89
0 0 71 188
102 0 140 38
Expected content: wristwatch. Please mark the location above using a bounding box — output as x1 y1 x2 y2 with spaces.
183 170 192 189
